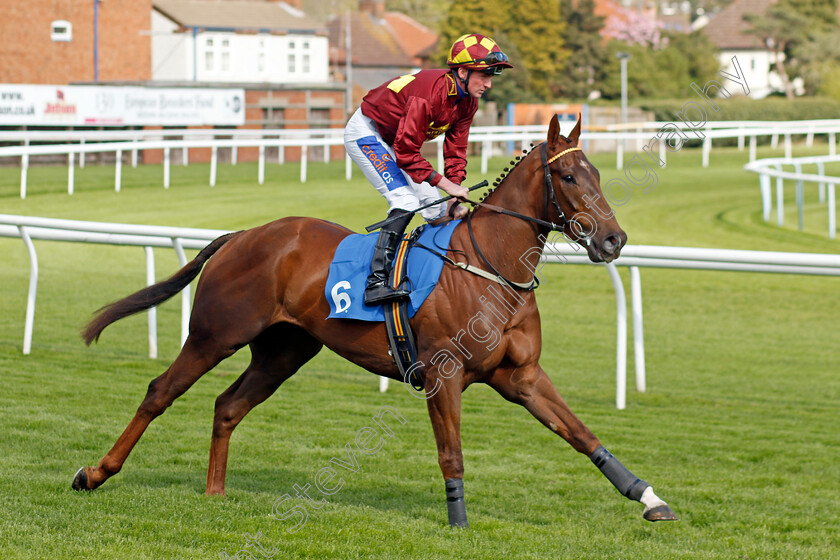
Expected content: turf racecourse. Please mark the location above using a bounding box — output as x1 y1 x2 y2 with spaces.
0 145 837 560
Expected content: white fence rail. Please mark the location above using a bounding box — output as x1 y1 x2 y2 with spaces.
4 214 838 409
0 214 228 356
744 154 839 239
6 121 840 199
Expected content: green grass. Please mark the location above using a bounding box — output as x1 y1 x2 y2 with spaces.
0 143 838 559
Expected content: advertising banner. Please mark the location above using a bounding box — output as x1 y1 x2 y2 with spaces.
0 85 245 126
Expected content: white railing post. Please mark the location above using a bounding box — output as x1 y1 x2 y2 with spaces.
702 136 710 168
830 132 836 157
784 133 792 159
776 166 785 227
232 145 238 166
794 163 804 231
172 238 189 348
164 147 171 189
379 376 389 393
629 266 646 393
68 152 75 195
182 144 188 166
759 172 772 221
210 146 218 187
437 141 444 174
749 135 756 162
345 152 352 181
144 246 158 359
481 139 489 175
258 145 266 185
616 142 623 171
115 150 122 192
300 145 307 183
20 143 28 199
605 263 627 410
19 226 38 355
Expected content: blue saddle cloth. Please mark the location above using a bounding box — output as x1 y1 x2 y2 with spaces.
325 220 460 321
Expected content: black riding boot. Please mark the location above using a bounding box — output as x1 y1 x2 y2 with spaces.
364 209 413 305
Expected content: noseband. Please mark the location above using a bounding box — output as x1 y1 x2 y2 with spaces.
462 142 584 290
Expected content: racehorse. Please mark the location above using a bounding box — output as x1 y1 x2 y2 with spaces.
73 115 677 526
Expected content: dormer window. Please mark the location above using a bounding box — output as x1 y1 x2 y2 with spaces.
51 20 72 42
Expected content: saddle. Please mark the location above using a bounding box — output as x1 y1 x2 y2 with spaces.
325 221 461 390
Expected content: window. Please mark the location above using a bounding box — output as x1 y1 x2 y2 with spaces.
51 20 72 42
302 54 310 73
221 51 230 72
205 38 214 71
258 39 266 73
288 53 296 73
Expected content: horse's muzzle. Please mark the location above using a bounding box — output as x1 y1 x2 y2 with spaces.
589 229 627 263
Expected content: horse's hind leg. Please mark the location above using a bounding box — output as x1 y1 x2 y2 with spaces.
72 336 235 491
206 323 322 495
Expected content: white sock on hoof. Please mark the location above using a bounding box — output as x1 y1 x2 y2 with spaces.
640 486 667 512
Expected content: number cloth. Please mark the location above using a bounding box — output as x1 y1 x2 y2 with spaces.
325 221 460 321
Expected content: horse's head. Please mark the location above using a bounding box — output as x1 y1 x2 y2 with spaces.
543 114 627 263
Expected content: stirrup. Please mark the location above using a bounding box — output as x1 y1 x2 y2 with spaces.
364 282 410 305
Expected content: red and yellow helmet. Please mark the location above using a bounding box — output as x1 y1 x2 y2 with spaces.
447 33 513 75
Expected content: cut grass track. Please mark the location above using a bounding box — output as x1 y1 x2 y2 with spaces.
0 145 838 559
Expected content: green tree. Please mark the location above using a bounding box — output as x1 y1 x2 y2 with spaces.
745 0 840 98
556 0 609 99
599 32 720 100
436 0 568 102
384 0 452 31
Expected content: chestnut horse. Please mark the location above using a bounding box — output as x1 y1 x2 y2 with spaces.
73 115 677 526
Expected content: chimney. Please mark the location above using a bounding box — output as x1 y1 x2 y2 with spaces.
359 0 385 19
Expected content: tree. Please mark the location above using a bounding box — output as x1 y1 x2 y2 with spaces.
744 0 840 98
384 0 452 31
599 32 720 100
556 0 609 99
436 0 568 102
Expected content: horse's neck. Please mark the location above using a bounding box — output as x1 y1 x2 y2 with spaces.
471 158 547 283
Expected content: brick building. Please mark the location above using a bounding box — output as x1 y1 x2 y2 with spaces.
0 0 152 84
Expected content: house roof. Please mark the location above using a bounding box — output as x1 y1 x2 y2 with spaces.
153 0 325 33
327 11 415 68
702 0 776 50
383 12 437 62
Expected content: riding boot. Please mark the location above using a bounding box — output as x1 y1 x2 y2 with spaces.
364 209 413 305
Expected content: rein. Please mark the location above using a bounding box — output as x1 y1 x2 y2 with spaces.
458 143 583 291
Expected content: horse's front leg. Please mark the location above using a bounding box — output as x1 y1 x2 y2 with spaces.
424 373 469 527
487 363 677 522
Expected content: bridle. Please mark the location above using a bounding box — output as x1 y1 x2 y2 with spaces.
462 142 584 290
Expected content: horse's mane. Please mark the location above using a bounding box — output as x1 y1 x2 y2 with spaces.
475 143 540 208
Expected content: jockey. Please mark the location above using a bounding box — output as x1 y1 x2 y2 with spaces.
345 33 513 305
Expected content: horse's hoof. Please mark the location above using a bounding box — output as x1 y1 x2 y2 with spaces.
72 467 91 491
643 504 678 522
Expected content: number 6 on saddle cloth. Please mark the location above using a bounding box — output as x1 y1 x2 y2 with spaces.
325 221 461 390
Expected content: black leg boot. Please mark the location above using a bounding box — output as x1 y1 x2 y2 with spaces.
364 209 413 306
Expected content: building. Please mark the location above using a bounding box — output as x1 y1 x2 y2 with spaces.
700 0 796 98
0 0 152 84
328 0 437 107
152 0 329 84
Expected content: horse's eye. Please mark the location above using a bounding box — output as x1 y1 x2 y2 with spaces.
562 174 575 184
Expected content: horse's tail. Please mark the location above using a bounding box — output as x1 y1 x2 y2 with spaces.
82 231 241 345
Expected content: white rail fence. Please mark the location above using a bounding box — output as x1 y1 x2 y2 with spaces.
0 214 227 357
5 120 840 198
744 154 839 239
3 214 838 409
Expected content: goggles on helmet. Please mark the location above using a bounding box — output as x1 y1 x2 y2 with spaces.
459 52 509 75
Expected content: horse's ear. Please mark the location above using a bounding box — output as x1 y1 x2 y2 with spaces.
547 114 561 147
568 113 582 146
